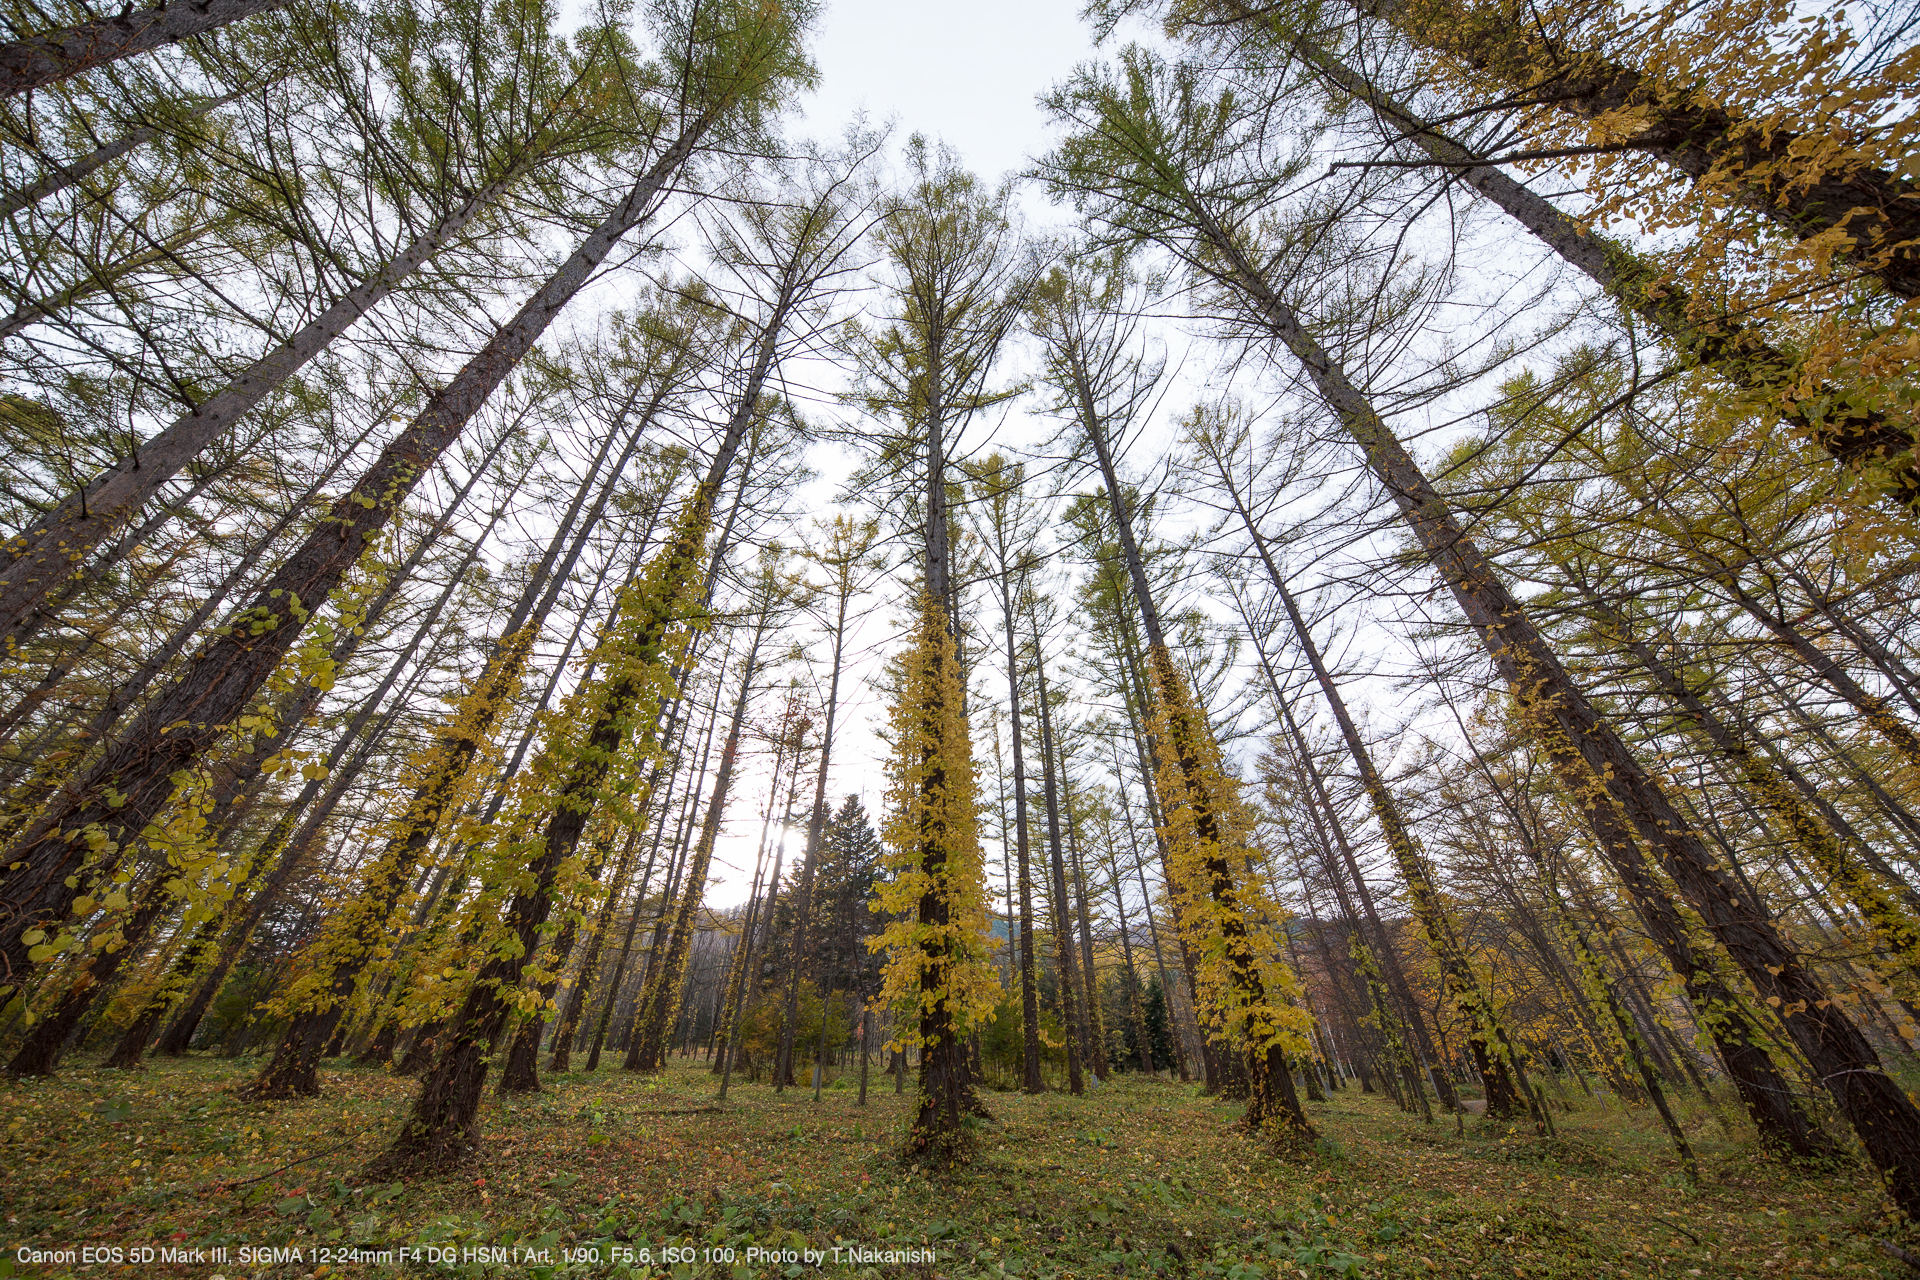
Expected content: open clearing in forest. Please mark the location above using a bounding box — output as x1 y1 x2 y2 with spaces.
0 1058 1907 1279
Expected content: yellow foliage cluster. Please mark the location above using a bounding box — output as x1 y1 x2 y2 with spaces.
461 502 711 1017
1147 647 1312 1060
261 630 530 1026
870 596 1003 1047
1389 0 1918 483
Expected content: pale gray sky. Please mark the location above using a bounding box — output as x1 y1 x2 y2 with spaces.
794 0 1101 192
694 0 1118 907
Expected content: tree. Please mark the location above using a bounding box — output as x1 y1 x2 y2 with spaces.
1027 248 1314 1142
849 139 1025 1163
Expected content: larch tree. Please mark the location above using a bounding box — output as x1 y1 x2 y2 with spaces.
849 139 1025 1164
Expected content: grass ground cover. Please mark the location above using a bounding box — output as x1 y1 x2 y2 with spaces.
0 1057 1909 1278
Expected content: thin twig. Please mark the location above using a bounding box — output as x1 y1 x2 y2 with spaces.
209 1138 362 1192
1328 144 1636 172
1881 1240 1920 1273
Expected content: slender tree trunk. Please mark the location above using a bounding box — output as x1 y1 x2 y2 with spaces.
241 384 662 1098
585 691 705 1071
550 827 642 1073
600 648 729 1069
1269 692 1435 1119
1030 615 1088 1095
715 828 778 1098
722 708 797 1080
0 0 293 97
86 415 402 753
12 484 499 1075
1595 600 1920 968
1102 843 1154 1074
153 703 399 1057
997 568 1046 1093
1110 738 1189 1082
1061 765 1109 1079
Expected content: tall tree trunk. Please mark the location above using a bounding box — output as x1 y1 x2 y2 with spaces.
496 864 599 1094
0 410 383 754
0 0 292 97
997 565 1045 1093
1108 736 1189 1082
1234 589 1452 1113
1593 599 1920 970
1030 613 1088 1095
153 701 399 1057
715 809 780 1096
1102 841 1154 1074
1061 764 1110 1079
722 703 797 1080
585 679 710 1071
1268 686 1436 1119
550 826 642 1074
10 479 504 1073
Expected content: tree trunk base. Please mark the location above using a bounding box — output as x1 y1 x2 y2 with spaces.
903 1034 983 1169
497 1021 543 1094
6 977 100 1078
362 1036 492 1181
240 1011 338 1100
1244 1044 1317 1153
105 1004 169 1071
354 1019 398 1068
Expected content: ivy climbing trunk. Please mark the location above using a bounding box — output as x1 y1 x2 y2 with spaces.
1077 381 1312 1141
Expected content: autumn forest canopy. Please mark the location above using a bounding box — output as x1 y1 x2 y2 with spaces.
2 0 1920 1273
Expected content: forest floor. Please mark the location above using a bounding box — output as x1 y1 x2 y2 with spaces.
1 1054 1912 1279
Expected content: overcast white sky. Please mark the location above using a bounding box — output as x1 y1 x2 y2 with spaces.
793 0 1101 195
693 0 1116 907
